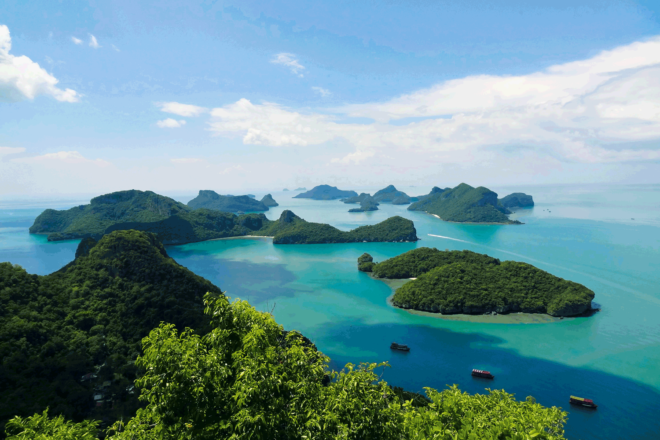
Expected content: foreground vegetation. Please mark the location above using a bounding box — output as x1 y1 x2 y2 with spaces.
362 248 595 316
4 289 568 439
408 183 521 224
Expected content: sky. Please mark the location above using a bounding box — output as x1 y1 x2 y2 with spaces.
1 0 660 196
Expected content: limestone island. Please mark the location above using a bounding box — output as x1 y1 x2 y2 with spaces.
348 195 379 212
371 185 418 205
294 185 358 200
408 183 528 224
358 247 595 318
260 194 279 207
188 190 269 213
499 192 534 209
30 190 418 245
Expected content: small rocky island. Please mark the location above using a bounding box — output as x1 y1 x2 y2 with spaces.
499 192 534 208
188 190 269 213
348 195 379 212
260 194 279 207
294 185 358 200
408 183 525 224
358 247 595 317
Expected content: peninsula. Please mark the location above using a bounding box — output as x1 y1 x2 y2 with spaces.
360 247 595 317
408 183 522 224
188 190 269 213
294 185 358 200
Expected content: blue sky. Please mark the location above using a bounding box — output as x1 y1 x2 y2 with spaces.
1 0 660 196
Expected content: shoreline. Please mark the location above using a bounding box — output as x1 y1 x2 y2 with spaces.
375 277 566 324
207 235 274 241
425 212 523 226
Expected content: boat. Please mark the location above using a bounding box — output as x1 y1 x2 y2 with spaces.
390 342 410 352
570 396 597 408
471 369 494 379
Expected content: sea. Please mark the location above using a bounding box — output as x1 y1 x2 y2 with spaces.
1 184 659 440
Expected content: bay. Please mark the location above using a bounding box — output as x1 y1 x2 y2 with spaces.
1 185 659 440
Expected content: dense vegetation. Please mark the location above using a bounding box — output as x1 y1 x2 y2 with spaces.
372 185 415 204
260 194 279 207
293 185 357 200
369 248 595 316
408 183 521 224
413 186 449 201
0 230 222 435
273 216 418 244
500 192 535 208
187 190 269 213
348 196 379 212
369 248 500 279
4 292 569 439
29 190 189 240
357 253 375 272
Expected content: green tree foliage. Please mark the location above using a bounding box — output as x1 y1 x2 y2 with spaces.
3 294 568 439
0 231 221 433
358 253 375 272
408 183 521 224
5 410 99 440
187 190 269 213
371 248 500 279
392 261 594 316
29 190 189 239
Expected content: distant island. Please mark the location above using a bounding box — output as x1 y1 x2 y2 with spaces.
408 183 524 224
294 185 358 200
294 187 307 191
260 194 279 207
500 192 534 208
188 190 269 213
283 188 290 191
348 195 379 212
29 190 417 245
371 185 417 205
359 247 595 317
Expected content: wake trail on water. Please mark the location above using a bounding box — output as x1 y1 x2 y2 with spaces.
427 234 660 305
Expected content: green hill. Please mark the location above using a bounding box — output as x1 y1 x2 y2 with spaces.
372 185 415 204
260 193 279 207
0 230 222 433
500 192 535 208
362 247 594 317
408 183 520 224
294 185 357 200
187 190 269 213
29 190 189 240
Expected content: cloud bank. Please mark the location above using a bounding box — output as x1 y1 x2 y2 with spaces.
0 25 79 103
206 37 660 166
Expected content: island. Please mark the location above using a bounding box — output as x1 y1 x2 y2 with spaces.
499 192 534 208
294 187 307 191
408 183 522 224
414 186 449 201
348 195 379 212
372 185 417 204
359 247 595 317
283 188 290 191
260 193 279 207
342 193 373 204
294 184 358 200
187 190 269 213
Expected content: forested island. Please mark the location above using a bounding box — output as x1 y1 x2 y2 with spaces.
187 190 270 213
500 192 535 208
408 183 524 224
0 232 568 439
371 185 417 205
359 247 595 317
348 195 379 212
260 193 279 207
294 185 358 200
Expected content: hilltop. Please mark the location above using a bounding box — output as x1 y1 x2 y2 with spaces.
372 185 416 205
361 247 594 317
260 193 279 207
0 230 222 432
29 190 189 241
294 185 358 200
408 183 521 224
187 190 269 213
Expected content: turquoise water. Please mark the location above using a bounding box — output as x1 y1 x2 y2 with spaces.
1 185 660 440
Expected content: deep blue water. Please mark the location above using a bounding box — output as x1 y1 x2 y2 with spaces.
1 185 660 440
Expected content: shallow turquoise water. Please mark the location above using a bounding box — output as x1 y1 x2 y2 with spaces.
1 186 659 440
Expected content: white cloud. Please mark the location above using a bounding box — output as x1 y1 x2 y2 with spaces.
170 158 202 164
71 36 83 45
206 37 660 165
158 101 207 117
0 25 79 103
271 53 305 77
331 150 375 164
88 34 101 49
312 86 331 97
0 146 26 157
14 151 111 167
111 44 120 52
157 118 186 128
